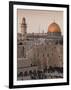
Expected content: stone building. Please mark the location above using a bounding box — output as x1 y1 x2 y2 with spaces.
17 17 63 80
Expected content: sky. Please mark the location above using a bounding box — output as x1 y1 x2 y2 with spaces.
17 9 63 34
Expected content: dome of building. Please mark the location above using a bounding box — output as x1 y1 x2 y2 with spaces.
48 22 61 32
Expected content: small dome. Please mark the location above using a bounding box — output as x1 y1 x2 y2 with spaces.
48 22 61 32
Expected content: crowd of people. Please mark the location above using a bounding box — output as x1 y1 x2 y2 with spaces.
18 66 63 80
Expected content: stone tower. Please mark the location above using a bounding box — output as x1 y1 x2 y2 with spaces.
21 17 27 35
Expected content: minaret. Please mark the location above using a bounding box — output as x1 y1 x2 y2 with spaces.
21 17 27 35
21 17 27 58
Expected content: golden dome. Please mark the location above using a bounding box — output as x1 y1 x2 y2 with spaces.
48 22 61 32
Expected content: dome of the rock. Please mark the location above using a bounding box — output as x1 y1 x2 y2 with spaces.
48 22 61 32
